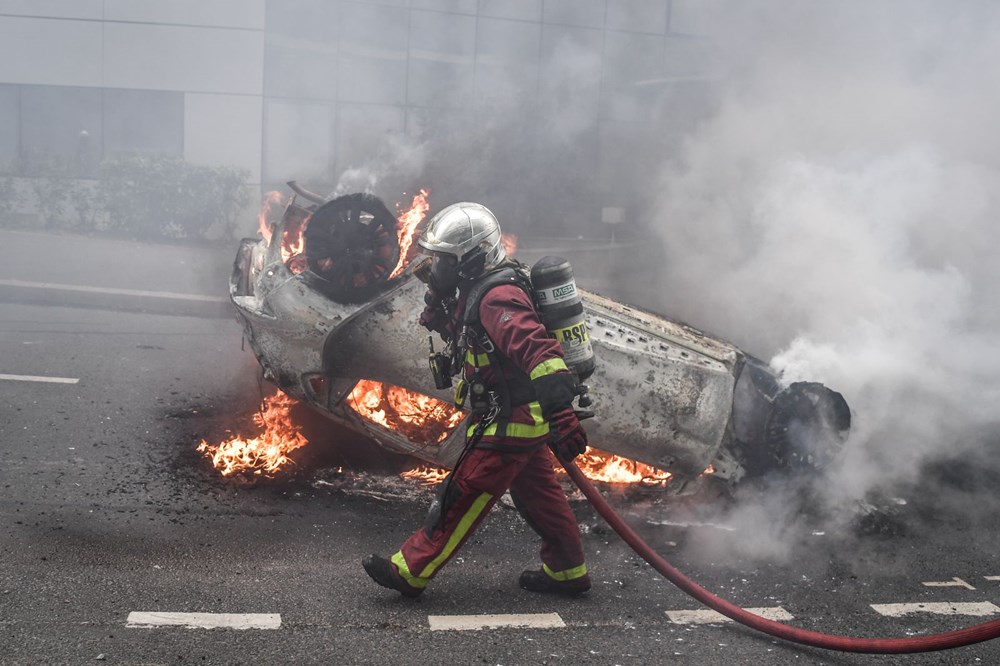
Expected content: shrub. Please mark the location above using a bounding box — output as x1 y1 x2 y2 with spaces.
0 166 23 225
20 154 75 230
101 155 251 241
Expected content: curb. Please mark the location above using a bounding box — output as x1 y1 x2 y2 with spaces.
0 279 233 319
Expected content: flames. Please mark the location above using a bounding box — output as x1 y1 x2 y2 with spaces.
402 465 451 486
258 190 310 273
258 189 430 278
196 391 308 477
257 190 284 244
218 191 674 487
391 189 430 278
570 448 672 485
197 384 677 489
347 379 465 444
400 448 673 488
501 232 518 257
257 187 509 281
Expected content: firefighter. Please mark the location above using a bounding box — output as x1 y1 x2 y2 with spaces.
363 202 591 598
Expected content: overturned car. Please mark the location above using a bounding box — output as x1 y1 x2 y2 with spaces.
229 183 851 494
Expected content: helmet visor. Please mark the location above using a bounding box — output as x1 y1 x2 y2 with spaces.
428 251 461 292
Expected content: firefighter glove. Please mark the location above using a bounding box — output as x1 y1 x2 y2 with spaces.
419 289 452 339
549 408 588 462
532 371 577 420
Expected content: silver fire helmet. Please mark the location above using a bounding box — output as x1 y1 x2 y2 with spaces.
417 202 506 282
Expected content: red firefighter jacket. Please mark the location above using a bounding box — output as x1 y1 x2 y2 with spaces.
457 282 571 441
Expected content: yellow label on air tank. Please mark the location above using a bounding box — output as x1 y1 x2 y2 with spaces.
552 321 589 347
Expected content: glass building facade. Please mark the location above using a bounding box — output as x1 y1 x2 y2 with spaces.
0 0 714 236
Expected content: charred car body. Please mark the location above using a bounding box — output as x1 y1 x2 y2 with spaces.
230 184 851 494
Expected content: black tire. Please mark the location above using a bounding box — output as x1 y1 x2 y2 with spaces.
761 381 852 474
303 193 400 303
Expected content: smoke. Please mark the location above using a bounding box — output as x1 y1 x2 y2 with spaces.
650 1 1000 558
261 2 1000 552
330 132 428 203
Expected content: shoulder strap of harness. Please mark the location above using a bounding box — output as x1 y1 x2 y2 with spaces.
461 264 533 327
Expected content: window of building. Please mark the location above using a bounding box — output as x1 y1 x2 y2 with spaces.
20 85 103 176
103 88 184 158
0 85 19 171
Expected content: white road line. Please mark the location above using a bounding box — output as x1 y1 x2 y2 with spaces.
985 576 1000 581
922 577 976 590
0 278 227 303
126 612 281 630
871 602 1000 618
0 373 79 384
665 607 794 625
428 613 565 631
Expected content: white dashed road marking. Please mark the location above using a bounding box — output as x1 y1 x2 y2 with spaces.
0 278 226 303
428 613 565 631
923 577 975 590
666 607 794 625
126 612 281 630
0 373 79 384
985 576 1000 581
870 602 1000 618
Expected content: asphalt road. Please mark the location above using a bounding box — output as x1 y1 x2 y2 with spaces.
3 236 1000 665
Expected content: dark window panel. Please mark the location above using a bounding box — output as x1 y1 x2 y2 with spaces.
103 89 184 157
0 85 19 170
20 85 103 176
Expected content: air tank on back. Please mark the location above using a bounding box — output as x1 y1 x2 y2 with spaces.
530 256 595 380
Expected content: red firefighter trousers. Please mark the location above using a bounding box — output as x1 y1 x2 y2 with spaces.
391 439 587 591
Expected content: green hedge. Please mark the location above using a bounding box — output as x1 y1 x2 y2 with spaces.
1 154 251 242
101 155 251 240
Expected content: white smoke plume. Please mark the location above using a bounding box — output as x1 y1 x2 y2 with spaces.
331 133 428 202
652 1 1000 554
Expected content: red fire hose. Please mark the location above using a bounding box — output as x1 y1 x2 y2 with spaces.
562 460 1000 653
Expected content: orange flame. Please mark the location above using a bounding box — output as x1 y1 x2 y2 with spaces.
347 379 464 443
196 391 308 476
258 190 286 245
391 189 430 278
568 447 673 486
256 191 311 273
281 205 311 274
400 448 673 488
401 465 451 486
501 232 518 257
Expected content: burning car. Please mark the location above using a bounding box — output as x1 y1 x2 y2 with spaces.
221 183 850 494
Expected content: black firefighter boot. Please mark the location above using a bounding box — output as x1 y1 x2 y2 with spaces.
363 554 423 598
519 569 592 596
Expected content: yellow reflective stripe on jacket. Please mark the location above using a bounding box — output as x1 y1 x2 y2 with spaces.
466 401 550 439
465 350 490 367
391 551 429 589
418 492 493 579
543 562 589 581
529 357 569 380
